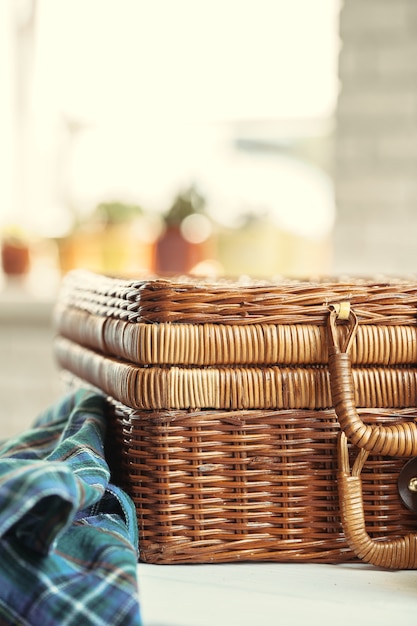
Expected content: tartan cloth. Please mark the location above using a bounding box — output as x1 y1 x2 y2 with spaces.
0 389 142 626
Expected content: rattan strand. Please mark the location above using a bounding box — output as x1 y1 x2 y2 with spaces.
58 269 417 325
55 305 417 366
338 432 417 569
55 336 417 411
327 308 417 457
105 402 417 564
330 351 417 457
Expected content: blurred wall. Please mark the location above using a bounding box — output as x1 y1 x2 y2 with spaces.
0 304 63 438
333 0 417 275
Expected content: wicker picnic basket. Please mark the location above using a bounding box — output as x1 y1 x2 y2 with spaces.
54 269 417 568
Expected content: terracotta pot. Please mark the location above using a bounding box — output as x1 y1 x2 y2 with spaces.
155 226 205 274
1 238 31 276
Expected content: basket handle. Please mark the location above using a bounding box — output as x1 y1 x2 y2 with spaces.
338 432 417 569
327 304 417 457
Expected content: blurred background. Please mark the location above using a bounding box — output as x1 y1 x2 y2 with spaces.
1 0 340 290
2 0 417 434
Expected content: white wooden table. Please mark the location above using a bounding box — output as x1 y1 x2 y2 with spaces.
138 561 417 626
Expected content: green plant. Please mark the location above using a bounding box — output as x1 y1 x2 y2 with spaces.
93 201 143 225
164 185 206 227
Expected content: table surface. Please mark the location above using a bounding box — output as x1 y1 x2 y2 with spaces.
137 561 417 626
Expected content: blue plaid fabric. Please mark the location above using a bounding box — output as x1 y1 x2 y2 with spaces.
0 389 142 625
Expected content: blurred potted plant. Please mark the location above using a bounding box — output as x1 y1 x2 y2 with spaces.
155 184 213 274
1 227 31 278
93 200 161 274
57 200 159 275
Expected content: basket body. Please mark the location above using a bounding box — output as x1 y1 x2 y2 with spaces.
54 270 417 566
104 402 416 564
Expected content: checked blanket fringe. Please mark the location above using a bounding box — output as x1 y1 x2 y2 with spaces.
0 390 142 626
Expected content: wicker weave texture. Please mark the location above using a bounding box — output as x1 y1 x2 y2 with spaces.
55 336 417 411
59 269 417 325
55 270 417 567
55 305 417 366
106 403 417 564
